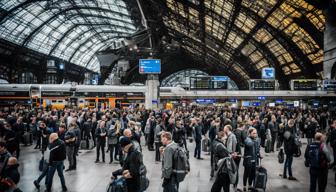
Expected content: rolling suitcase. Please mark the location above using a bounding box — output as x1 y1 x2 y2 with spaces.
254 163 267 191
23 132 32 145
202 138 210 152
264 139 271 153
80 140 87 150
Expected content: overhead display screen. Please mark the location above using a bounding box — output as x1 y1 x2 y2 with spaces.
262 67 275 79
139 59 161 74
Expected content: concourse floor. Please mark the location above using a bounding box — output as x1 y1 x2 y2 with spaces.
17 139 336 192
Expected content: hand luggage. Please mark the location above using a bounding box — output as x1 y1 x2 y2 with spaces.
202 138 210 152
23 132 32 145
80 140 87 150
107 177 127 192
254 160 267 191
264 139 271 153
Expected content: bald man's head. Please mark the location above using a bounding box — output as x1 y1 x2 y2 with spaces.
7 157 18 166
123 129 132 138
49 133 59 143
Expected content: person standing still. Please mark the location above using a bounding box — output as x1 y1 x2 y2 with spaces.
160 131 179 192
95 121 107 163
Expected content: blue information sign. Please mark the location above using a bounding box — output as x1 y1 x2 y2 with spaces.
211 76 228 81
139 59 161 74
262 67 275 79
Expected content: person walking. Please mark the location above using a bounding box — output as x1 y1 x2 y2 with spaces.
46 133 67 192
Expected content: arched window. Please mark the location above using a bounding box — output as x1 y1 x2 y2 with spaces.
18 72 37 84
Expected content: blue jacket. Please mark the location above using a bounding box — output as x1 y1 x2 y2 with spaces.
243 137 260 167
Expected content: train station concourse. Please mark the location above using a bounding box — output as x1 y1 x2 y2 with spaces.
0 0 336 192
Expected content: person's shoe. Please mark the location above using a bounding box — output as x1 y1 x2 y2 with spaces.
33 180 40 189
243 186 247 192
288 176 297 180
109 161 113 164
102 160 105 163
197 157 204 160
62 186 68 191
95 160 99 163
65 167 72 172
279 174 287 179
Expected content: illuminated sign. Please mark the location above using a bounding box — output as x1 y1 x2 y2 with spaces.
139 59 161 74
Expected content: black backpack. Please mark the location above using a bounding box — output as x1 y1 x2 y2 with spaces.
172 146 190 183
305 143 320 168
139 164 149 191
107 177 127 192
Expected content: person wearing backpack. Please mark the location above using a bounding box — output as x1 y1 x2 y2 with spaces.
305 132 332 192
160 131 180 192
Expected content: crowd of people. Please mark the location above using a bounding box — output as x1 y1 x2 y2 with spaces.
0 104 335 192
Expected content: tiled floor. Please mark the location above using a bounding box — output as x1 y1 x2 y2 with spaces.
17 140 336 192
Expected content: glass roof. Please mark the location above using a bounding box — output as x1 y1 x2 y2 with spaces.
0 0 136 72
163 0 325 81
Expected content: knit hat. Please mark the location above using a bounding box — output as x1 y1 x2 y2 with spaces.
119 136 131 148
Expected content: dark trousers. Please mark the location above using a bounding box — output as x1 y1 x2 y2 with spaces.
310 168 328 192
155 142 161 161
91 131 96 147
194 140 201 158
271 132 277 152
35 135 41 148
108 144 117 162
73 145 78 168
243 163 256 187
211 173 230 192
163 177 179 192
96 142 105 161
234 158 241 187
333 148 336 183
46 161 66 191
283 155 293 177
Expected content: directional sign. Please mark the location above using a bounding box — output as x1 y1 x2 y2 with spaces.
262 67 275 79
139 59 161 74
211 76 228 81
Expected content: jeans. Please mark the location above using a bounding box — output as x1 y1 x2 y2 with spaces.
46 161 66 191
36 166 49 185
243 163 256 187
194 140 201 158
211 172 230 192
283 155 293 177
162 177 179 192
310 167 328 192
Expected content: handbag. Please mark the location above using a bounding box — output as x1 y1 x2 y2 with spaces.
278 149 284 164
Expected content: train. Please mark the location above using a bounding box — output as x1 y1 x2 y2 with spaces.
0 84 184 110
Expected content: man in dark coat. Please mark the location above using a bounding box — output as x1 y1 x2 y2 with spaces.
112 136 142 192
